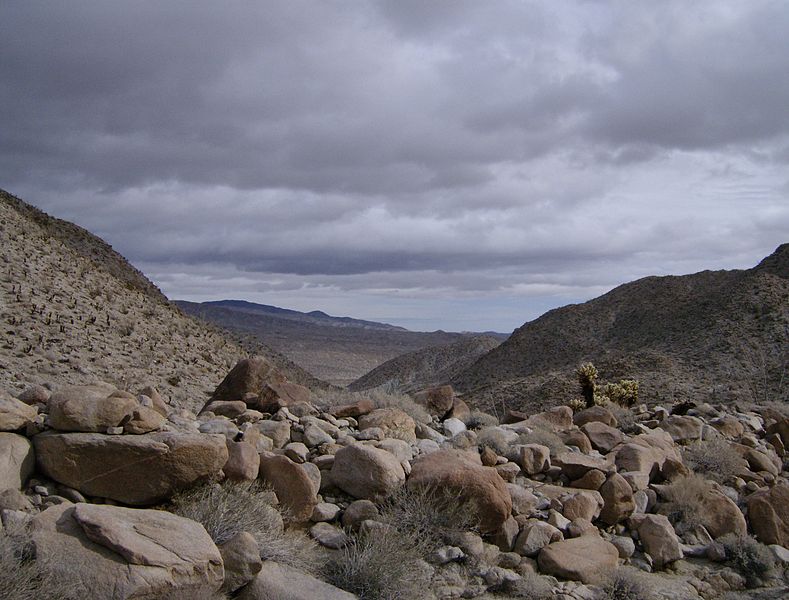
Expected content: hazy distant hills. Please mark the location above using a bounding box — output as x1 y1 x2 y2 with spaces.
348 335 502 393
177 299 507 386
452 244 789 415
0 190 326 412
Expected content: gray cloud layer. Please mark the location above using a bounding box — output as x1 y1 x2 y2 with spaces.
1 1 787 331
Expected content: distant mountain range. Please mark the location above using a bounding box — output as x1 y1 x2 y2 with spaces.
177 299 508 386
450 244 789 415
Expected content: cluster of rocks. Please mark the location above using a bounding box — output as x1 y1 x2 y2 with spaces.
2 357 788 599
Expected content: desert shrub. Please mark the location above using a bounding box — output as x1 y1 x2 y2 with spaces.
658 474 712 532
466 410 499 430
682 437 745 484
518 427 566 457
566 397 586 413
599 380 639 407
598 567 657 600
0 526 77 600
169 480 321 574
477 426 511 455
495 571 554 599
719 533 775 587
324 527 430 600
380 484 479 554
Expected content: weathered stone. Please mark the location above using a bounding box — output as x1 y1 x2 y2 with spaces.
629 513 682 568
571 469 606 490
198 418 240 440
747 483 789 546
31 503 224 599
537 535 618 583
491 515 520 552
581 421 626 454
139 386 169 417
413 385 455 417
0 488 33 511
480 446 498 466
659 415 704 443
258 453 317 521
342 499 379 530
555 452 613 480
525 406 573 432
254 419 291 448
0 393 38 431
302 423 333 447
514 444 551 475
495 461 521 482
515 520 563 557
560 490 603 522
0 432 34 491
47 385 137 433
331 444 405 501
327 397 374 418
507 484 539 516
123 406 167 434
573 405 618 428
284 441 309 463
17 384 50 405
560 430 591 454
33 431 228 504
311 502 341 522
443 417 466 438
310 522 348 549
598 472 635 525
219 531 263 594
408 449 512 533
358 408 416 442
204 400 248 419
237 561 357 600
447 397 471 423
224 439 260 481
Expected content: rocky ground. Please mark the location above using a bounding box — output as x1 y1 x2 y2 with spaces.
1 356 788 599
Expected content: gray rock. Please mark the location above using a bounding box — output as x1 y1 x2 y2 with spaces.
0 432 35 491
310 522 348 549
237 561 357 600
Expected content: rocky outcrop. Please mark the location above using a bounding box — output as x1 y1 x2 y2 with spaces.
47 385 139 433
33 431 228 504
0 432 35 491
330 444 406 501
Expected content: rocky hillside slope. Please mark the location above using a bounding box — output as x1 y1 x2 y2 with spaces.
179 299 496 386
0 190 325 413
453 245 789 415
349 335 502 393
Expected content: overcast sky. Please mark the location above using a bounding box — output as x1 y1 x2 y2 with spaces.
2 1 787 332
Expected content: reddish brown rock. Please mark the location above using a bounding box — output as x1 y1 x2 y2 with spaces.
413 385 455 417
327 397 374 418
358 408 416 442
224 439 260 481
747 483 789 546
573 405 618 428
408 449 512 533
259 453 317 521
537 536 618 583
598 473 635 525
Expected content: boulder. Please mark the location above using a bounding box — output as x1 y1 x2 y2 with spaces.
629 514 682 568
0 432 35 491
573 405 618 428
515 520 563 557
330 444 406 501
123 406 167 434
203 400 248 419
525 406 573 432
258 454 317 521
31 503 223 598
219 531 263 594
0 393 38 431
555 452 613 480
408 449 512 533
139 386 169 417
561 491 602 522
341 499 380 530
537 535 618 583
327 397 374 418
33 431 228 504
660 479 746 539
358 408 416 442
571 469 606 490
659 415 704 443
747 483 789 546
413 385 455 417
17 384 51 405
598 473 635 525
580 422 626 454
447 397 471 423
237 561 357 600
47 385 137 433
513 444 551 475
254 419 291 448
224 439 261 481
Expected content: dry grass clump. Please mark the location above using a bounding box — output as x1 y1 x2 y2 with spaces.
0 526 77 600
495 572 554 599
718 533 776 588
658 474 713 532
324 527 430 600
607 404 641 434
598 567 657 600
477 426 511 455
169 480 321 574
682 437 746 484
465 410 499 430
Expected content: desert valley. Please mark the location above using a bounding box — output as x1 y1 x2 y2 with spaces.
1 190 787 600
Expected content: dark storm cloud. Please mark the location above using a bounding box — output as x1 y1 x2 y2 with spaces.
1 1 787 330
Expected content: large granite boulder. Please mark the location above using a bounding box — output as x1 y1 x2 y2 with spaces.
330 444 406 501
358 408 416 442
629 514 682 568
0 432 35 491
0 392 38 431
33 431 228 504
413 385 455 417
537 536 618 583
259 453 318 521
237 561 357 600
747 483 789 546
408 449 512 533
47 385 138 432
30 503 224 599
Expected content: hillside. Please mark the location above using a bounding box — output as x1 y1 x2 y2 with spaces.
0 190 326 413
178 299 498 386
452 245 789 414
348 334 502 393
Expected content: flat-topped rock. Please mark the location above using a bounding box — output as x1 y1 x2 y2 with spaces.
537 535 618 582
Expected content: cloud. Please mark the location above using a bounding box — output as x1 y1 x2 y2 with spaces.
1 0 787 331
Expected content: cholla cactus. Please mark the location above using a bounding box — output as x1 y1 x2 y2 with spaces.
576 362 598 408
602 379 639 407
